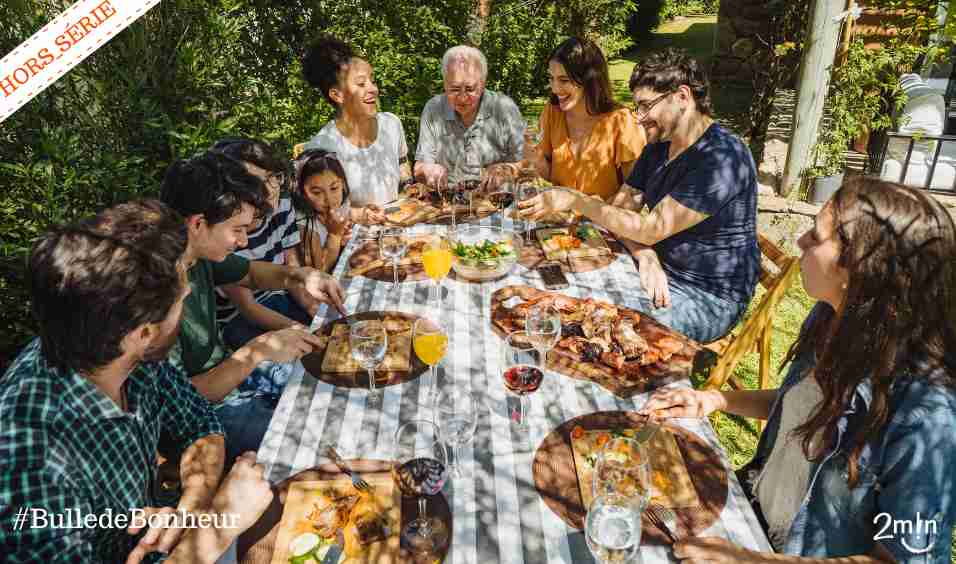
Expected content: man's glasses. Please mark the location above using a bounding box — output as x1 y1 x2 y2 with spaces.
631 91 673 121
446 85 481 99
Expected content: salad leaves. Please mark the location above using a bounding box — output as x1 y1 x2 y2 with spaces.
452 239 515 263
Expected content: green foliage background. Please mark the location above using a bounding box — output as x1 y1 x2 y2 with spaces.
0 0 640 365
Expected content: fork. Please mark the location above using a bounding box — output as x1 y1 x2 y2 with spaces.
325 447 371 493
646 503 679 543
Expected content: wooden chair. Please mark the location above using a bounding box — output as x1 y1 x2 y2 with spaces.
699 234 801 398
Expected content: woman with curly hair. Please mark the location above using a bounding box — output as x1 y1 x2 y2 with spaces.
301 35 411 223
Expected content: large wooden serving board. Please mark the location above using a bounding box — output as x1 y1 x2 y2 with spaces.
302 311 428 389
239 459 452 564
531 411 728 545
490 286 700 397
393 182 500 226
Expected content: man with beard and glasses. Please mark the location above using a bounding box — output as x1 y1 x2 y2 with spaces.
0 200 274 563
519 48 760 344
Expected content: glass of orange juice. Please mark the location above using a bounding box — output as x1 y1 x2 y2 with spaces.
413 318 448 407
421 234 454 309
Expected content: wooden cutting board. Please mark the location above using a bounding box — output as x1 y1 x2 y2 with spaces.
531 411 729 544
569 428 700 510
536 226 611 262
490 285 701 397
320 319 412 373
270 477 400 564
302 312 429 389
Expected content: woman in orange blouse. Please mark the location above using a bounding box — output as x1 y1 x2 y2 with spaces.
530 37 646 200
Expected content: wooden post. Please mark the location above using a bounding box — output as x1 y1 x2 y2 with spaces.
780 0 845 198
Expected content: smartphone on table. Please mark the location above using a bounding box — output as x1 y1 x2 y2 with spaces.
537 261 569 290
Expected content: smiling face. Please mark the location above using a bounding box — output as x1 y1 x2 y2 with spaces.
797 203 850 310
191 202 256 263
631 86 681 144
303 170 346 218
444 60 485 122
332 58 379 119
548 60 585 114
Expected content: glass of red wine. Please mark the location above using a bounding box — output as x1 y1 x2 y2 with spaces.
504 330 544 428
392 420 449 555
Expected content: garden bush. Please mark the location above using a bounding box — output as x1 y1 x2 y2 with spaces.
0 0 635 367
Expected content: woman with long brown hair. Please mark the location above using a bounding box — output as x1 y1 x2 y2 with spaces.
528 36 645 199
640 176 956 563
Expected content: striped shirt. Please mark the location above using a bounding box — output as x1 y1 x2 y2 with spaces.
216 197 300 323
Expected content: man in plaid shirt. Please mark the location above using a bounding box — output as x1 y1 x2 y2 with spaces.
0 200 273 563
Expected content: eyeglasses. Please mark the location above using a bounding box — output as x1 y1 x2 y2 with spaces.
631 91 673 121
446 85 481 99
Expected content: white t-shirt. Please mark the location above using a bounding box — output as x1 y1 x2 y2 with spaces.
303 112 408 207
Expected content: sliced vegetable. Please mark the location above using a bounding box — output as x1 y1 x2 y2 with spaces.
290 532 321 557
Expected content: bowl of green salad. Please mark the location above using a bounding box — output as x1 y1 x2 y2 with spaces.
450 225 521 281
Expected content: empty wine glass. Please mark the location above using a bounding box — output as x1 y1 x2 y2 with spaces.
503 331 543 428
526 304 561 371
435 390 478 478
392 420 449 556
379 226 407 289
349 320 387 405
585 493 643 564
592 437 651 507
516 183 539 242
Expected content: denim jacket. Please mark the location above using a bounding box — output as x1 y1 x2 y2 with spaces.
748 304 956 563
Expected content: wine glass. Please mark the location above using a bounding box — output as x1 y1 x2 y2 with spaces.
592 437 651 507
585 492 644 564
392 420 449 555
503 330 544 428
525 304 561 372
421 234 454 309
379 226 407 289
435 390 478 478
349 320 387 405
516 183 539 242
413 318 448 408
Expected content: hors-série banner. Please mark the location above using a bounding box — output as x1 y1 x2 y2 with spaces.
0 0 161 123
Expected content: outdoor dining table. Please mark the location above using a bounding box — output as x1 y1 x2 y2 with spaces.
255 210 772 563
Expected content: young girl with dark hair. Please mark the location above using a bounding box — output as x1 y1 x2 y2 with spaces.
292 149 353 273
639 176 956 563
528 36 646 200
301 35 411 217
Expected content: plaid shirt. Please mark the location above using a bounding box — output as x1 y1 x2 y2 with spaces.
0 339 224 563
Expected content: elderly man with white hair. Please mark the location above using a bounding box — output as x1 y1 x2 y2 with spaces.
414 45 526 190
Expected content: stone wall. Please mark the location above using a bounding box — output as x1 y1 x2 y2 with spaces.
710 0 773 83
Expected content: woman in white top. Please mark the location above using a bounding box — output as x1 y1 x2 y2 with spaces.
301 35 412 222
